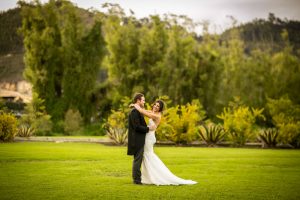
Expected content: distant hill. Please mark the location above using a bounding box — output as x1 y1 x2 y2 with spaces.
0 53 24 82
0 6 94 82
0 8 23 55
221 13 300 53
0 8 25 83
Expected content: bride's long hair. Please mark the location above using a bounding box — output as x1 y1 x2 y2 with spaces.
152 100 164 113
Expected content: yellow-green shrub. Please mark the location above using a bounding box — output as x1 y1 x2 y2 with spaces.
156 100 205 144
155 116 175 141
0 112 18 142
104 110 128 145
267 96 300 147
217 99 265 146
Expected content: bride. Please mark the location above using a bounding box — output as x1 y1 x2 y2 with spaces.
131 100 197 186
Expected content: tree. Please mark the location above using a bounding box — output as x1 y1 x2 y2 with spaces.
19 0 106 124
161 15 199 104
196 23 223 119
103 5 140 104
269 30 300 104
137 15 168 100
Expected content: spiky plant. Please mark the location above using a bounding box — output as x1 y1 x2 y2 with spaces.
258 128 279 148
197 124 226 147
106 128 128 145
18 125 35 137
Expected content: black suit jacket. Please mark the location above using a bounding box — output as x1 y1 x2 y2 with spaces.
127 108 149 155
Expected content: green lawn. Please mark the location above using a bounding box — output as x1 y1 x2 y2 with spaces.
0 142 299 200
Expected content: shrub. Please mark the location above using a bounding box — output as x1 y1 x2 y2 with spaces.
64 109 83 135
156 117 175 141
267 96 300 147
258 128 279 148
217 98 265 146
158 100 205 144
0 112 18 142
34 115 53 136
104 110 128 145
197 123 226 146
53 120 65 133
19 93 53 135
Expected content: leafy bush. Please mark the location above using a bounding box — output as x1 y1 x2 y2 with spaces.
156 100 205 144
155 117 175 141
0 112 18 142
18 125 34 137
104 110 128 145
53 120 65 133
267 96 300 147
19 93 52 136
197 123 226 146
64 109 83 135
217 98 265 146
34 115 53 136
102 97 132 145
258 128 279 148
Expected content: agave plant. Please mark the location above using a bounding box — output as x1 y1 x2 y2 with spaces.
18 125 35 137
106 127 128 145
258 128 279 148
197 124 226 147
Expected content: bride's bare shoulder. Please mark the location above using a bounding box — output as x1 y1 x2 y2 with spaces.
153 114 161 124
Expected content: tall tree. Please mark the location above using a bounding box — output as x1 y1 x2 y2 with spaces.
137 15 168 100
269 30 300 104
161 16 199 104
20 0 63 121
196 24 223 119
19 0 106 123
103 4 140 103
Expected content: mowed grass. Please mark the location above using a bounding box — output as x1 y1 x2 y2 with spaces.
0 142 299 200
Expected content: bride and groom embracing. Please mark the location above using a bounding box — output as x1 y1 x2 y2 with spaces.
127 93 197 186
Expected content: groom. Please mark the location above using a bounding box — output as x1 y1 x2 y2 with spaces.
127 93 156 185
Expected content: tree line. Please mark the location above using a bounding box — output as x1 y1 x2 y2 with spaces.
6 0 300 138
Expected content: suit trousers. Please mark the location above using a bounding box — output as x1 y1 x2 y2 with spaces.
132 147 144 183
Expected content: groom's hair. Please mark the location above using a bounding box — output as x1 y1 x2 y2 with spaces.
133 93 144 103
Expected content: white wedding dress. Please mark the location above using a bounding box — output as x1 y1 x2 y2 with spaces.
141 119 197 185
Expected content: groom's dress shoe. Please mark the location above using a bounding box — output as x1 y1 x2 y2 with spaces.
133 181 143 185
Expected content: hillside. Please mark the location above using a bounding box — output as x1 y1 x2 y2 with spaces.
221 13 300 53
0 8 23 55
0 6 94 83
0 7 24 83
0 53 24 82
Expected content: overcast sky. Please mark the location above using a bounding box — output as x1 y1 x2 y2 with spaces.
1 0 299 33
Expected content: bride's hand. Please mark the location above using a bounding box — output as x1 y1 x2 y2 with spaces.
129 103 140 109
